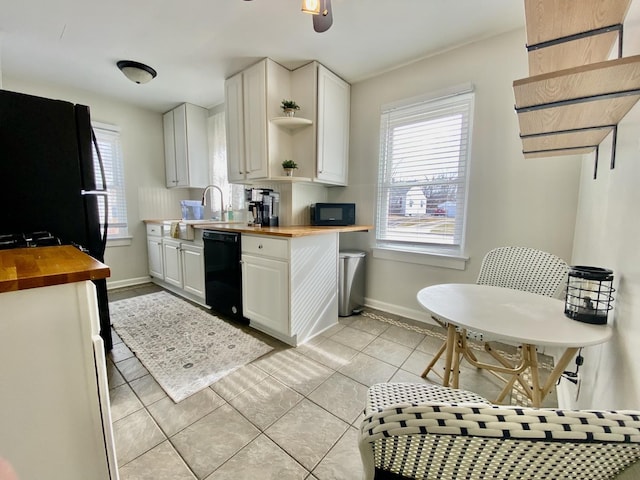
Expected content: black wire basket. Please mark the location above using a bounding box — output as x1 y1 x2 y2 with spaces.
564 266 614 325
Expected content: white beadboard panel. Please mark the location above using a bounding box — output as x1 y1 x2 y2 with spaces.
291 183 328 226
137 186 186 220
290 233 339 343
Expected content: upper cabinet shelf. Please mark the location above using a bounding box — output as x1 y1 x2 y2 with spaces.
514 0 637 162
270 116 313 130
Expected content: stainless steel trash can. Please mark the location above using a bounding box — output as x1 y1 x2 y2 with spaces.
339 250 366 317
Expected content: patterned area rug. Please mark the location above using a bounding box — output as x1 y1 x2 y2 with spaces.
110 291 273 403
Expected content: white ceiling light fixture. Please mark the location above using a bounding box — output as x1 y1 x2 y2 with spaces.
116 60 157 84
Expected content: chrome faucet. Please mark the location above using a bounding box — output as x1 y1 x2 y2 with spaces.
201 185 225 221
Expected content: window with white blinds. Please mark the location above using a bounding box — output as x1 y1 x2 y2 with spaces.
92 123 128 239
376 87 474 255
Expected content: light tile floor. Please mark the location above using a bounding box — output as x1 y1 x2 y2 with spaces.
107 284 557 480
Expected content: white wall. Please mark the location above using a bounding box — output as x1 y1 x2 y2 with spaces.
337 28 582 321
566 5 640 410
3 76 187 287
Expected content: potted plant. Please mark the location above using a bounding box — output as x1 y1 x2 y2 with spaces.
282 159 298 176
281 99 300 117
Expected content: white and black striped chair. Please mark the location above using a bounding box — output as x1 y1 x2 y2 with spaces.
359 383 640 480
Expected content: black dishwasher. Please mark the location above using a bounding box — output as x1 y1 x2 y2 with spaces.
202 230 247 324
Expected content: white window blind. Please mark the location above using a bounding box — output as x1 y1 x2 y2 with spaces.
376 88 474 255
92 123 128 238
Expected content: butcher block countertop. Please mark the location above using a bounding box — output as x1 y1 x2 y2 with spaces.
144 219 371 237
191 223 372 237
0 245 110 293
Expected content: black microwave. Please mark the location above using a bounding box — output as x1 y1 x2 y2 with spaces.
310 203 356 226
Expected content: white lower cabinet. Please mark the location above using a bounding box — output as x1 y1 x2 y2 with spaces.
162 238 183 288
146 224 165 280
162 238 205 298
241 233 339 346
181 242 205 298
147 236 164 279
146 225 206 305
0 281 118 480
242 254 289 334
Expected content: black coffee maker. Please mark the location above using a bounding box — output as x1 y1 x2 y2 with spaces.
246 188 280 227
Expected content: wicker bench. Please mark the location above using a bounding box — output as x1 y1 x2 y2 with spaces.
359 383 640 479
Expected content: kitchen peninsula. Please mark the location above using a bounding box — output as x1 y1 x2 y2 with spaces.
0 246 118 480
145 220 371 346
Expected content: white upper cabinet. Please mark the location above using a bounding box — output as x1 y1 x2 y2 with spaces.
225 60 270 182
163 103 209 188
316 64 350 185
224 58 350 186
242 60 269 180
225 72 245 183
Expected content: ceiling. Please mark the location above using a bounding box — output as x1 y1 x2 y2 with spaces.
0 0 525 113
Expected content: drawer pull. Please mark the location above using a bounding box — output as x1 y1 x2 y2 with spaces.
258 244 263 249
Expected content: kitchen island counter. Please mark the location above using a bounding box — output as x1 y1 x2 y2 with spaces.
0 245 110 293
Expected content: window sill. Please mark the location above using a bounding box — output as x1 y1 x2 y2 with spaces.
372 246 468 270
106 236 132 248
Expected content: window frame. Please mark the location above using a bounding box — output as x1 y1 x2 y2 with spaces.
92 122 130 243
374 84 474 265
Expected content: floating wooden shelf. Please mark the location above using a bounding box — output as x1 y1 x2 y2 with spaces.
243 175 313 185
514 56 640 156
270 116 313 130
521 128 612 159
515 0 636 165
514 56 640 108
525 0 631 75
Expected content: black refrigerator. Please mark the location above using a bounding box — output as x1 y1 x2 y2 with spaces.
0 89 113 350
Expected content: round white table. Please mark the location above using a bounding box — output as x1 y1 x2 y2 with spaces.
417 283 612 406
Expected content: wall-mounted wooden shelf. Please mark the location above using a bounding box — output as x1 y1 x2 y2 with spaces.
514 0 636 169
520 128 613 159
525 0 631 74
514 55 640 137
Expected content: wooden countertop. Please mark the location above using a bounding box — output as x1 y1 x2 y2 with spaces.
0 245 110 293
144 219 372 237
190 223 372 237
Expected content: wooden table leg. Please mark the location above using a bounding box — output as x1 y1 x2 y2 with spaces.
442 323 456 387
524 344 542 407
540 347 579 402
451 329 464 389
421 341 447 379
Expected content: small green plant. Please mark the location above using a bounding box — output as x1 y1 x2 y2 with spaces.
281 99 300 111
282 159 298 169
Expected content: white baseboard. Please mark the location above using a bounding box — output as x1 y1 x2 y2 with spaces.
364 296 439 327
106 276 152 290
